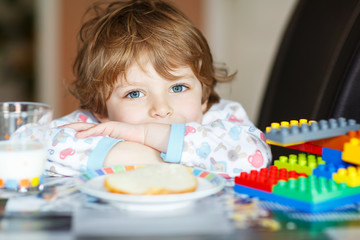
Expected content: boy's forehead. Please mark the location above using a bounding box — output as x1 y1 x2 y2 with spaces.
138 58 194 75
118 62 195 84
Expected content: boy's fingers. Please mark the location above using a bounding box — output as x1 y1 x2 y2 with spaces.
76 127 103 138
61 121 121 138
61 122 95 131
61 122 109 138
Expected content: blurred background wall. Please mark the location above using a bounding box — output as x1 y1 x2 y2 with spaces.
0 0 297 126
0 1 35 103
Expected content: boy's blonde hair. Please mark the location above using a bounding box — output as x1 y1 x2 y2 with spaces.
72 0 233 117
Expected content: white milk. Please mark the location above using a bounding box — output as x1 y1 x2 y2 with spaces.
0 141 46 181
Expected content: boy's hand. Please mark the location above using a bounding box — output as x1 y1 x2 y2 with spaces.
63 122 145 144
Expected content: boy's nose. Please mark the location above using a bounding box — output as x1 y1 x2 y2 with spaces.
149 98 173 118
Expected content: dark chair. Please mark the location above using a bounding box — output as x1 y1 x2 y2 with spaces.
257 0 360 159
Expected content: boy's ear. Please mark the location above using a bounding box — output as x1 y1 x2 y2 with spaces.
93 112 109 123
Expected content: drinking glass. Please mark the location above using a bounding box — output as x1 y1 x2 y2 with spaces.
0 102 52 192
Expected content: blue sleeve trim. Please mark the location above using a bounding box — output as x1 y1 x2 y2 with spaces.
87 137 123 171
161 124 185 163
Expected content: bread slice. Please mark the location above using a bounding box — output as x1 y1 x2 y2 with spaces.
104 164 198 195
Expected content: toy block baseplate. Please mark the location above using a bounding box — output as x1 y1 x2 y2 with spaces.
274 153 325 175
234 167 360 213
265 118 360 145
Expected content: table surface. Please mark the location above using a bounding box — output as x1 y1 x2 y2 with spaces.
1 176 360 240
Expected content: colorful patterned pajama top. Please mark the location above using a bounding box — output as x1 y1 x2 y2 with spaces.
46 99 272 178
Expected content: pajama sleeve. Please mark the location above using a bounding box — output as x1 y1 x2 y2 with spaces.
164 100 272 179
45 110 122 176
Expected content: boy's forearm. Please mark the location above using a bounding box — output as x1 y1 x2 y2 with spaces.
103 141 164 166
143 123 171 152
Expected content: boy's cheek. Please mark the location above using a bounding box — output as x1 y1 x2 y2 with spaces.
179 110 203 124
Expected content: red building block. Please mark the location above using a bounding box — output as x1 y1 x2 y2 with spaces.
234 166 306 192
285 142 323 155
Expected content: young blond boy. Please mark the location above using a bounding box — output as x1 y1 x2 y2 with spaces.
47 0 271 178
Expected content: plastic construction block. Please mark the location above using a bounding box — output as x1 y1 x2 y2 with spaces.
321 147 343 165
274 153 325 175
265 139 305 147
312 163 350 180
285 142 323 155
342 138 360 165
234 166 305 192
333 166 360 187
234 183 360 213
265 118 360 145
312 130 360 151
272 175 360 203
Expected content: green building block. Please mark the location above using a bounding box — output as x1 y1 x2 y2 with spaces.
272 175 360 203
274 153 325 175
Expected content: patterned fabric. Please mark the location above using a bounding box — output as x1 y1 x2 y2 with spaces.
46 99 271 177
46 111 122 176
179 100 271 178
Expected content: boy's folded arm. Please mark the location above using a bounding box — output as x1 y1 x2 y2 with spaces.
103 141 164 167
47 124 165 175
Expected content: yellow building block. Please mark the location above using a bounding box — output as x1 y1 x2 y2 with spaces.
342 138 360 165
333 166 360 187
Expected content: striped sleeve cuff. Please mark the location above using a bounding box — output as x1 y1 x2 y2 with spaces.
160 123 185 163
87 137 123 171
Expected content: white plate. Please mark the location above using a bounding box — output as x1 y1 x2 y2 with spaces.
75 166 226 210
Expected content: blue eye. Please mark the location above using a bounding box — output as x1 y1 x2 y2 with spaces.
126 91 144 98
171 85 188 93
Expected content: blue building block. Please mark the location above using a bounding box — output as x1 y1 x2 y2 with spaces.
321 147 343 165
312 163 347 180
265 118 360 145
234 184 360 213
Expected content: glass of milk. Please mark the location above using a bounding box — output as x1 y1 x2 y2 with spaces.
0 102 52 193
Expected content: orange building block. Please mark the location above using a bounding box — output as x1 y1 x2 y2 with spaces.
312 130 360 151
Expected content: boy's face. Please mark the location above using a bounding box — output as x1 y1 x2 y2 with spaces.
102 61 207 124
